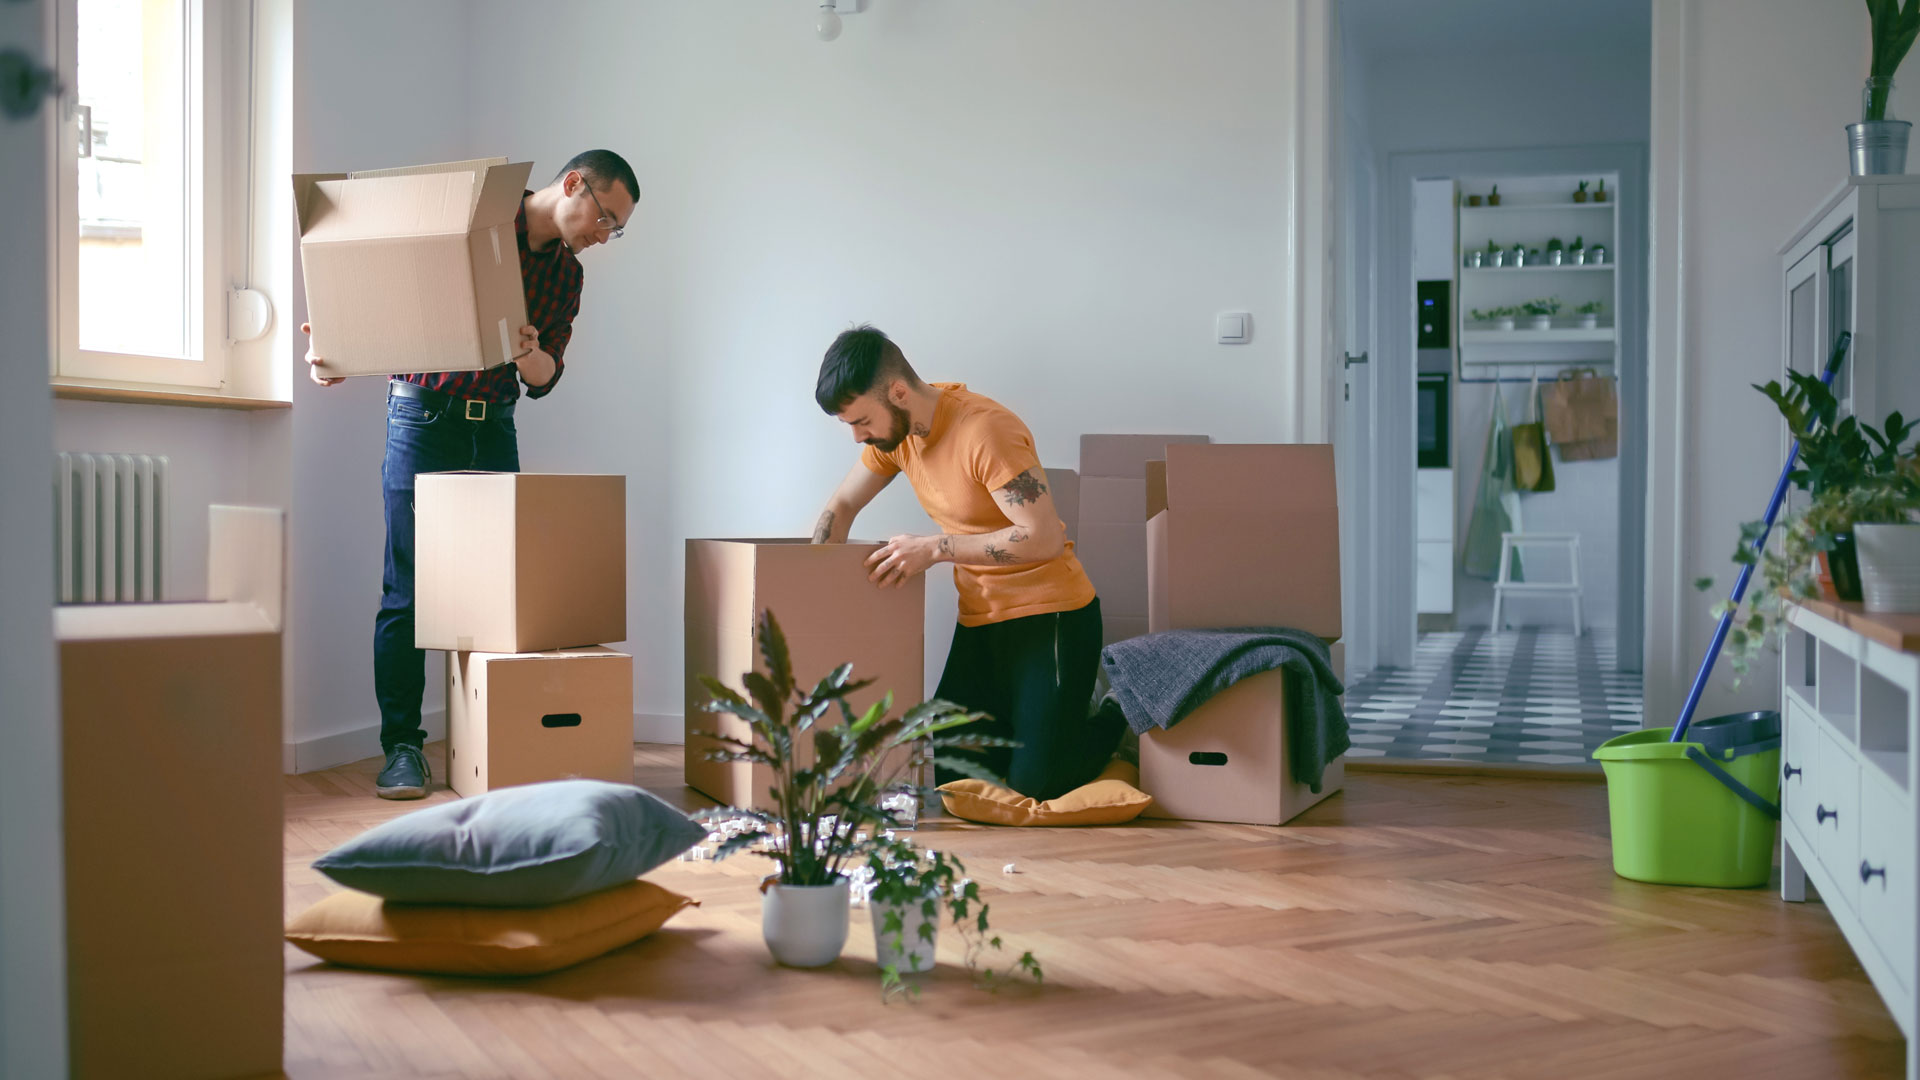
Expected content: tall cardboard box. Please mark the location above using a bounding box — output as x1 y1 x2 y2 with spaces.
1141 644 1346 826
446 647 635 797
294 157 533 378
57 507 284 1080
1077 434 1210 645
415 472 626 653
685 539 924 808
1046 465 1081 545
1141 444 1345 825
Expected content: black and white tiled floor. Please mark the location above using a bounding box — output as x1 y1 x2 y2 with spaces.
1342 628 1643 767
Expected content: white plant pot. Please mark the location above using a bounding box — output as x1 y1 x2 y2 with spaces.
1529 316 1552 331
1489 252 1505 268
1496 317 1515 331
871 898 940 976
762 878 852 968
1854 524 1920 613
1580 315 1598 329
1571 250 1586 265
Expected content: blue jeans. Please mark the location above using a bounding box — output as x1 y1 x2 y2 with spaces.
375 384 519 752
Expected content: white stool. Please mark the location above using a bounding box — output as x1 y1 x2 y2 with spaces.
1490 532 1583 635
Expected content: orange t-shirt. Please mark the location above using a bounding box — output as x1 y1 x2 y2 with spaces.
862 384 1096 627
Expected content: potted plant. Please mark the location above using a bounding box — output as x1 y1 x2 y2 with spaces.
1850 0 1918 175
1471 306 1517 331
1704 371 1920 678
1575 300 1605 329
1547 237 1565 266
1486 238 1505 269
1510 242 1528 268
863 834 1042 1001
694 609 1009 969
1488 184 1502 207
1522 297 1561 331
1466 192 1483 207
1569 236 1586 265
1573 180 1589 203
1594 178 1609 204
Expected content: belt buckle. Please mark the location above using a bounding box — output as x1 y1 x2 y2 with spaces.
464 399 486 421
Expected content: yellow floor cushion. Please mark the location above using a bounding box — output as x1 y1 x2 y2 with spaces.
939 759 1153 826
286 878 695 977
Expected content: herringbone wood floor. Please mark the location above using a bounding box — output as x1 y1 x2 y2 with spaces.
283 746 1904 1079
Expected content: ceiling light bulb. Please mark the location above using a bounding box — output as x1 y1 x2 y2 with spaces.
816 2 842 42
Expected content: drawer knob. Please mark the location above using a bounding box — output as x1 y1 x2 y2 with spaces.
1817 805 1839 826
1861 861 1888 885
1783 762 1802 781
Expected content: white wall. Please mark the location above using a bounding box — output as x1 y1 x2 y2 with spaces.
465 0 1311 725
1646 0 1883 723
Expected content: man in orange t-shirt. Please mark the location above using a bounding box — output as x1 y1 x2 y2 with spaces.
810 325 1121 800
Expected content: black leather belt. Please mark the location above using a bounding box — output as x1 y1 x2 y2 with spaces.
389 379 515 421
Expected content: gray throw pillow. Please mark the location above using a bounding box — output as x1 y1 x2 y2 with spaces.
313 780 705 906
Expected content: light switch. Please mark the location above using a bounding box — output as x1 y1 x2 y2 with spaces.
1217 312 1250 344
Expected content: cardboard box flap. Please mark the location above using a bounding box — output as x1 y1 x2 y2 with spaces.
1080 434 1211 478
291 172 348 233
297 170 480 243
1166 444 1337 511
346 156 509 181
347 158 531 228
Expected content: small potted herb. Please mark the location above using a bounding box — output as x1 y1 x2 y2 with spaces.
1466 192 1483 207
1487 238 1505 269
864 834 1042 1001
1547 237 1565 266
1575 300 1605 329
1488 184 1502 207
1510 242 1528 268
1573 180 1589 203
1569 236 1586 265
1522 297 1561 331
1594 178 1608 204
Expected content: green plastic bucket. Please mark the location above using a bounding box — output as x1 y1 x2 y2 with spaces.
1592 712 1781 888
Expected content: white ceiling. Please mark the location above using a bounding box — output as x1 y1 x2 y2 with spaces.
1340 0 1651 60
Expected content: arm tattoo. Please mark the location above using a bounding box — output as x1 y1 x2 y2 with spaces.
1007 527 1030 544
999 469 1048 506
985 544 1017 564
939 535 953 558
812 510 835 544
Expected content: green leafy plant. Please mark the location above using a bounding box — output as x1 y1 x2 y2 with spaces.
1698 372 1920 681
1521 297 1562 317
1470 305 1522 323
1865 0 1920 121
864 834 1042 1001
694 609 1010 887
1547 237 1564 251
1570 236 1585 251
1485 238 1501 254
1575 300 1606 315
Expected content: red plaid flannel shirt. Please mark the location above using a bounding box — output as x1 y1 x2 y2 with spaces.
393 192 583 404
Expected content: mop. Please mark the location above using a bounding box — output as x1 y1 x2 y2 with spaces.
1669 331 1852 742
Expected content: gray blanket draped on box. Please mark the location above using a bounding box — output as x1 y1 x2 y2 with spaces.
1097 627 1349 793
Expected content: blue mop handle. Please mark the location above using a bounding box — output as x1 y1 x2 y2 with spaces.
1670 331 1851 743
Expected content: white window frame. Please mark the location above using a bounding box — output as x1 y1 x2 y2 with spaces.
52 0 227 390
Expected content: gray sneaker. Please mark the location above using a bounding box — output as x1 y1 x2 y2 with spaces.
375 744 429 799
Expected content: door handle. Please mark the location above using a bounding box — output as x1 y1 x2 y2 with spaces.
1343 351 1369 370
0 48 65 123
1861 860 1887 886
1783 762 1802 781
1817 804 1838 826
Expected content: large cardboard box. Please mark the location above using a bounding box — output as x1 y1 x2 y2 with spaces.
1147 444 1342 639
56 507 284 1080
446 647 635 797
294 157 533 378
415 472 626 653
1046 465 1081 545
1077 434 1210 646
685 539 924 808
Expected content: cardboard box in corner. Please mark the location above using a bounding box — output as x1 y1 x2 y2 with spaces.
294 157 533 378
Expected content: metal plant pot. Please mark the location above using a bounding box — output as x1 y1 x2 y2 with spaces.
1847 121 1911 176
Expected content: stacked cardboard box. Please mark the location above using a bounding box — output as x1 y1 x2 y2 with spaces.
415 472 635 797
1076 434 1210 646
1046 465 1080 545
1140 444 1347 826
58 506 285 1079
685 539 925 809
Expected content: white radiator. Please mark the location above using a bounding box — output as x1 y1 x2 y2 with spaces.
54 453 168 604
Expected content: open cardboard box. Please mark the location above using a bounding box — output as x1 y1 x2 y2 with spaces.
56 506 284 1079
685 539 924 809
1141 444 1346 825
1077 434 1210 645
294 157 532 378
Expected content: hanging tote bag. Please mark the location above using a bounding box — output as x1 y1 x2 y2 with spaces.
1543 368 1618 461
1511 370 1557 493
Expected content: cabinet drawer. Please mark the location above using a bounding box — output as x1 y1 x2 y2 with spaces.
1782 700 1817 826
1813 726 1861 912
1857 772 1915 994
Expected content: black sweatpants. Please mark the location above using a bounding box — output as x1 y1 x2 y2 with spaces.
934 597 1122 802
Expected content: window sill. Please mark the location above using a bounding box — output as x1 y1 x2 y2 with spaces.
52 379 291 412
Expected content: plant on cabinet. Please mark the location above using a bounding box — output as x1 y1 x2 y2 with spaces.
1575 300 1606 329
1594 178 1608 203
1488 184 1501 207
1521 298 1561 331
1573 180 1589 203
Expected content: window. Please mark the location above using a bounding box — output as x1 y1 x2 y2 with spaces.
55 0 223 388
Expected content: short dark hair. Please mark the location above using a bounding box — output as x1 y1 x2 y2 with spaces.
554 149 640 204
815 325 920 414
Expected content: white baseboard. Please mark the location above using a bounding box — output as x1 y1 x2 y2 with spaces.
286 711 685 774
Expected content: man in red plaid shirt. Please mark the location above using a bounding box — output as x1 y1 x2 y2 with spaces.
302 149 638 798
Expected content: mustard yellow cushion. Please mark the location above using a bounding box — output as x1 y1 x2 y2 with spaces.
939 760 1153 826
285 879 695 976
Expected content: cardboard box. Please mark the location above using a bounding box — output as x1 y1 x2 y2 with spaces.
1145 460 1169 520
1077 435 1210 644
685 539 924 808
446 647 635 797
294 157 533 378
1140 669 1344 826
415 472 626 653
1147 444 1342 639
56 507 284 1080
1046 466 1080 545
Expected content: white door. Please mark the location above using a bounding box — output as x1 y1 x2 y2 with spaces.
1336 124 1377 677
0 1 69 1075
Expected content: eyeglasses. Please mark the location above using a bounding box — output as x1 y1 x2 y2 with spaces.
580 181 625 240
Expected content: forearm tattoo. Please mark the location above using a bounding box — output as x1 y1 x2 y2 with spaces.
939 536 953 558
999 469 1048 506
984 543 1017 564
1008 527 1030 544
812 509 835 543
